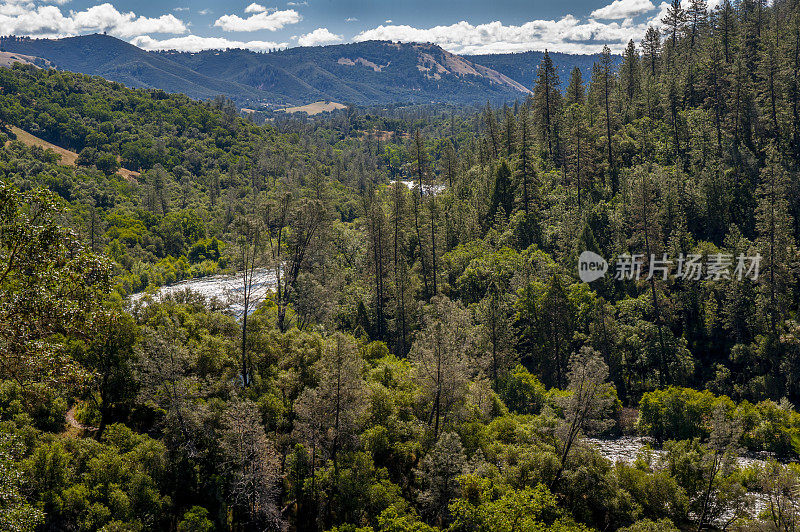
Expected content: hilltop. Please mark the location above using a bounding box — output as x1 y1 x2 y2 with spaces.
0 34 608 106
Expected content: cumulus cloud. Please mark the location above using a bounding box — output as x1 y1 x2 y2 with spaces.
0 2 187 38
345 17 358 22
73 4 187 37
214 8 300 31
244 3 267 13
131 34 288 52
297 27 342 46
591 0 655 19
353 16 656 54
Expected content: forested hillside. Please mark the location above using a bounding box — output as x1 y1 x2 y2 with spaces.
2 0 800 530
0 34 274 103
0 35 533 106
467 49 613 91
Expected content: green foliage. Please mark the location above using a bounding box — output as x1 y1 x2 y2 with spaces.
4 6 800 528
450 477 589 532
638 387 800 457
637 387 729 442
0 432 44 532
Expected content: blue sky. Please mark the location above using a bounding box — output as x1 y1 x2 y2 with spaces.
0 0 713 54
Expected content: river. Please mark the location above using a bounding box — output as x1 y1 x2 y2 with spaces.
586 436 774 522
389 179 446 195
129 268 278 317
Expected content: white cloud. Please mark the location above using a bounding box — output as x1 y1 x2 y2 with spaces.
198 8 211 15
131 34 288 52
214 8 300 31
244 3 267 13
646 0 723 28
345 17 357 22
287 0 308 5
72 4 187 37
591 0 655 20
354 16 649 54
647 1 671 28
0 2 187 38
297 27 342 46
0 3 32 16
173 7 189 12
384 19 392 23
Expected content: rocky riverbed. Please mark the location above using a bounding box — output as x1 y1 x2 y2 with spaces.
130 268 277 318
585 436 775 523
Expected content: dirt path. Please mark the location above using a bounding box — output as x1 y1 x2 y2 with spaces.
65 405 97 434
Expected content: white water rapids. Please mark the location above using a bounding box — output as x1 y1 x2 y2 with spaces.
129 268 278 317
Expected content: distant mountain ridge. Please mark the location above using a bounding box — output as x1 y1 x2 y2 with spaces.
0 34 612 107
467 50 618 90
0 34 272 103
158 41 532 105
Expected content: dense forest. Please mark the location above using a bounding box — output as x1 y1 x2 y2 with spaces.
3 0 800 530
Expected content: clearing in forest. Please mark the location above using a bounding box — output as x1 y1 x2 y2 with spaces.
5 125 139 181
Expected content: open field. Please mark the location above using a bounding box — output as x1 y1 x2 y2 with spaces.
9 126 79 165
278 101 347 115
6 125 139 181
0 51 49 68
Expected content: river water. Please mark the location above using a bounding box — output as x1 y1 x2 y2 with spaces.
129 268 278 317
585 435 777 469
389 179 446 195
586 436 774 522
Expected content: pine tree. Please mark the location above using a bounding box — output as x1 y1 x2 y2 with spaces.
410 129 429 198
364 186 390 340
489 159 514 221
484 102 500 159
758 24 783 142
597 46 617 191
502 103 516 157
517 275 577 388
416 431 466 527
662 0 688 54
687 0 708 49
755 147 794 335
565 66 585 107
564 67 588 207
532 50 561 162
412 297 474 438
629 166 670 385
390 181 411 355
787 10 800 159
516 101 537 214
619 40 641 123
703 38 729 154
294 333 366 475
715 0 737 64
441 139 457 189
641 26 662 77
220 399 282 528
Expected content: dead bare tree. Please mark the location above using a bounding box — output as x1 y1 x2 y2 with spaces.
235 215 262 387
551 346 615 490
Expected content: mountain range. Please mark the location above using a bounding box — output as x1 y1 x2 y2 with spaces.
0 34 610 108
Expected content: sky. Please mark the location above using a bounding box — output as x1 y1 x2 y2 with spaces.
0 0 722 55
